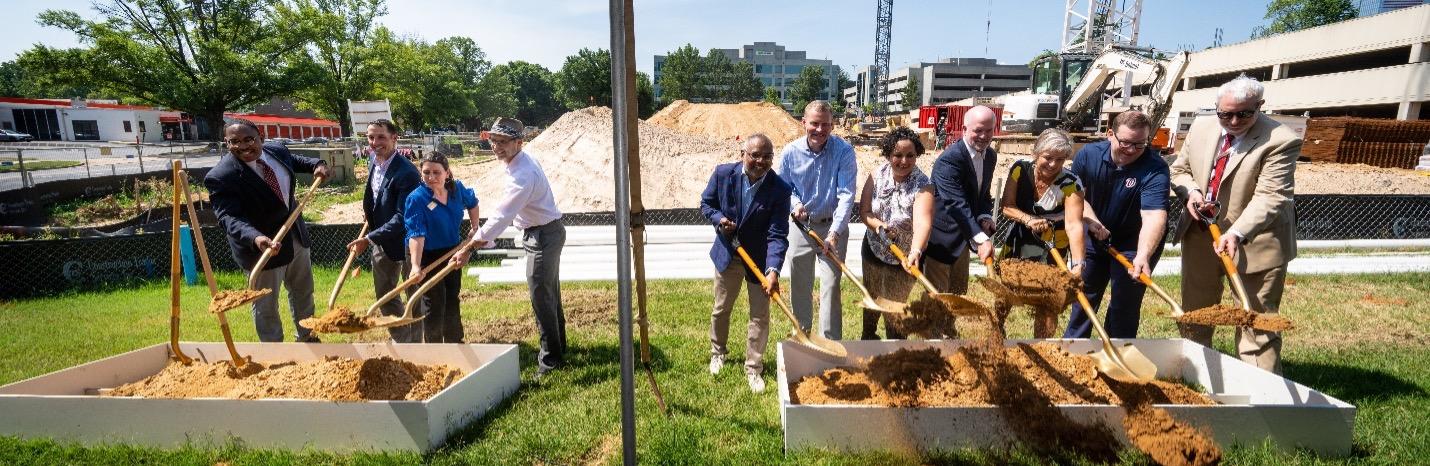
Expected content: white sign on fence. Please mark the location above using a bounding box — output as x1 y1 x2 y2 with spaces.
348 99 393 136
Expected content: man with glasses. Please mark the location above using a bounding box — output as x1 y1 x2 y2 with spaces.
700 134 792 393
205 119 330 342
1170 75 1298 374
346 119 422 342
468 117 566 379
1063 111 1169 339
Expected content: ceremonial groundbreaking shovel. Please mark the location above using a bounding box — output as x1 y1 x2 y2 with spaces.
1044 233 1157 383
732 237 847 358
790 216 899 315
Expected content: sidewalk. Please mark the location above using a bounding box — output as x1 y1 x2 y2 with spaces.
469 225 1430 284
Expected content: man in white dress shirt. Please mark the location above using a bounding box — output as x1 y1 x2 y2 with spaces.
471 117 567 378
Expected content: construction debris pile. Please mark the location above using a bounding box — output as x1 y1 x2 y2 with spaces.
647 100 806 149
105 356 462 401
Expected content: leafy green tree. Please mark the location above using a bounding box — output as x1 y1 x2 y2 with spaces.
555 48 612 109
788 65 828 113
438 37 510 130
900 75 921 112
1252 0 1357 38
699 50 761 103
378 35 470 131
274 0 388 137
763 87 782 106
488 61 565 127
637 72 656 119
656 44 702 104
23 0 315 140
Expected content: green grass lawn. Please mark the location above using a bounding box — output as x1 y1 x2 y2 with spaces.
0 159 83 173
0 270 1427 465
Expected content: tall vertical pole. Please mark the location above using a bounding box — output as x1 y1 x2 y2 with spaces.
608 0 638 464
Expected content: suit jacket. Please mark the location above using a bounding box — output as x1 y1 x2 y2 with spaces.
700 162 793 281
1170 114 1299 273
205 142 325 271
927 140 997 263
362 152 421 261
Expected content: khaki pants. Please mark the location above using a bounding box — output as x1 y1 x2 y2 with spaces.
1178 226 1285 373
711 261 772 374
920 251 970 338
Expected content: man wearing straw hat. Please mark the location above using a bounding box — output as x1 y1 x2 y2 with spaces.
206 119 330 343
469 117 567 379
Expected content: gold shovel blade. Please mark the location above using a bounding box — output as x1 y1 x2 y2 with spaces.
365 314 427 330
1088 342 1157 383
868 296 909 315
929 292 991 317
209 288 271 314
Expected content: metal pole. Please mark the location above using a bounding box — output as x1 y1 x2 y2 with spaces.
609 0 638 464
15 149 29 189
137 139 145 174
83 148 91 178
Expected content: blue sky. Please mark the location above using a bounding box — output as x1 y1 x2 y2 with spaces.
3 0 1271 78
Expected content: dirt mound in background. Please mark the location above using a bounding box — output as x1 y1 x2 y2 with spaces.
107 356 461 401
647 100 805 149
1296 162 1430 194
463 106 737 212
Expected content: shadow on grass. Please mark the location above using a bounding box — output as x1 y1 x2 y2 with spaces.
1282 360 1426 404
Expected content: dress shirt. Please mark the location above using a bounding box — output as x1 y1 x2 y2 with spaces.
243 152 291 207
961 138 994 225
475 151 563 243
739 164 767 220
777 135 857 238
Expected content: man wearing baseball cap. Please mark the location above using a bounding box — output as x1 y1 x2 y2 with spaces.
471 117 567 379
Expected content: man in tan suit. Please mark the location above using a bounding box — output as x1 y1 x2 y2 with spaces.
1170 75 1299 374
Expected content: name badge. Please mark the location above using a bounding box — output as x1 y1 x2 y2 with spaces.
427 201 438 210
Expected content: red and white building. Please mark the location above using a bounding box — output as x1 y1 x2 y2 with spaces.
0 97 341 143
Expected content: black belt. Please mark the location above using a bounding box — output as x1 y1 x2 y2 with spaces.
523 217 564 232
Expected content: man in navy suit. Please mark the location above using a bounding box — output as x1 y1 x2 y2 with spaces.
205 119 330 343
923 105 999 338
345 119 422 342
700 134 792 394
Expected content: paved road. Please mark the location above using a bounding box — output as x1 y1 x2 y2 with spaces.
468 225 1430 284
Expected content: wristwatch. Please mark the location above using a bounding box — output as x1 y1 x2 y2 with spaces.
1066 259 1082 270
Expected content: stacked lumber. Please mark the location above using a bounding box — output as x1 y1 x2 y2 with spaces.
1303 117 1430 169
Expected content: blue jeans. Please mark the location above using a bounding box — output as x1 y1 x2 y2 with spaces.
1062 244 1161 339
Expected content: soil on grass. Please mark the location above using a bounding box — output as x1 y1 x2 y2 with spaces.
1178 304 1295 332
107 356 462 401
208 289 269 313
299 306 376 334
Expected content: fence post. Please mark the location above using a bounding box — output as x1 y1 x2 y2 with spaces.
83 147 92 178
16 149 28 189
179 224 199 285
137 142 145 174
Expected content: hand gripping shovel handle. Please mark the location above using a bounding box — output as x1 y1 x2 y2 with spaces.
885 240 941 294
247 176 326 290
1206 223 1253 311
328 222 369 311
365 237 470 317
1106 244 1183 317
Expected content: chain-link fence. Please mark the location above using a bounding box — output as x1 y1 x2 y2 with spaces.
2 194 1427 299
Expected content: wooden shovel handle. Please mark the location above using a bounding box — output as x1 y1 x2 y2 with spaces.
178 171 217 294
735 243 806 336
887 241 941 294
328 222 369 310
247 176 325 289
366 237 471 316
169 162 191 364
1048 244 1135 375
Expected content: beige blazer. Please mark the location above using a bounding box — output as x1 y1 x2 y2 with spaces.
1169 114 1299 273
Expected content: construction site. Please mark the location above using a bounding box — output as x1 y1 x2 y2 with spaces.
0 1 1428 465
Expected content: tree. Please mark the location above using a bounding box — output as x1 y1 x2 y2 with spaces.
900 75 921 112
23 0 314 140
636 72 656 119
763 87 781 107
555 48 611 109
377 35 470 131
656 44 702 104
699 50 760 103
274 0 388 137
488 61 566 127
438 37 510 130
788 65 828 113
1252 0 1357 38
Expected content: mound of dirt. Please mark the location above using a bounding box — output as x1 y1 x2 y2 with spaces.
866 347 951 398
107 356 462 401
647 100 805 149
892 294 958 339
1178 305 1294 332
1295 162 1430 195
463 106 738 212
300 306 376 334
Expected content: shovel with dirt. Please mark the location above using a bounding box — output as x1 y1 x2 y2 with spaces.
298 222 376 334
361 237 476 331
209 175 326 315
1105 244 1184 317
1041 232 1158 383
790 217 900 315
1178 214 1295 332
876 229 990 318
732 237 847 358
174 163 248 366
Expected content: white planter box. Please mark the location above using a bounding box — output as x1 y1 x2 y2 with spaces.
777 339 1355 456
0 342 520 453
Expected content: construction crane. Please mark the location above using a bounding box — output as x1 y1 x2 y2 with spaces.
871 0 893 120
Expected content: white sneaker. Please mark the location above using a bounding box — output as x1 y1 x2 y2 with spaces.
709 354 724 375
747 372 766 393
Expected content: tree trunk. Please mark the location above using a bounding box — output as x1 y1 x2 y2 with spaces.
337 100 352 138
200 109 227 142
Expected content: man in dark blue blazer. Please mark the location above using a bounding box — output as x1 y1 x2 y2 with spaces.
205 119 330 343
924 106 999 337
345 119 422 342
699 134 792 394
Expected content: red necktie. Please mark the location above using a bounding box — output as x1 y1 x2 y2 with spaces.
1207 134 1233 202
255 158 285 204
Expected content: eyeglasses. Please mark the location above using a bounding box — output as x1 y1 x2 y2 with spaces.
1216 109 1257 120
743 150 774 160
1110 134 1149 150
225 136 256 146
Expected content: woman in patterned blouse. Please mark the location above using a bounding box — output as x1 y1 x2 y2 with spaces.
857 127 934 340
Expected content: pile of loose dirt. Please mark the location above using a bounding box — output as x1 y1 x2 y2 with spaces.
209 289 269 313
1296 162 1430 195
300 306 376 334
1177 305 1294 332
462 106 738 212
1121 402 1223 466
647 100 805 149
106 356 461 401
866 347 952 400
891 294 958 339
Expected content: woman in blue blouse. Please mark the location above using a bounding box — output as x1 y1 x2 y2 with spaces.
405 153 479 343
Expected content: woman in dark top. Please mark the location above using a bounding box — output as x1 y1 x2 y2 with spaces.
404 153 479 343
997 128 1088 337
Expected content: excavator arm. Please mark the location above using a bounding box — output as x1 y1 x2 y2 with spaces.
1060 48 1190 132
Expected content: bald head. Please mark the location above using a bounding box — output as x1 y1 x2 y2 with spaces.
962 105 997 153
741 133 774 181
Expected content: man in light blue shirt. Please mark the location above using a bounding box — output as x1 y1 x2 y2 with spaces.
777 100 857 340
